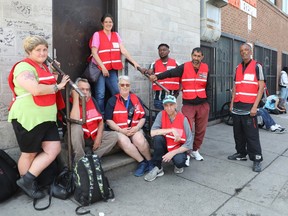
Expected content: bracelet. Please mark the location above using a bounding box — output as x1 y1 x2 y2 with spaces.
53 84 59 93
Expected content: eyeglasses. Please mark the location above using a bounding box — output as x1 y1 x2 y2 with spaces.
119 83 130 87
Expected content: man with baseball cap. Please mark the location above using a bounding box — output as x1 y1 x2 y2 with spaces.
144 95 192 182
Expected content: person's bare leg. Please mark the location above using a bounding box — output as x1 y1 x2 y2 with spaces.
18 152 37 176
131 132 151 160
117 133 144 162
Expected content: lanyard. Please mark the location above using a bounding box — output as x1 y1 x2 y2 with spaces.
125 94 130 110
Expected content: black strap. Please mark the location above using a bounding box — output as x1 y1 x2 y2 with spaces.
33 185 53 211
75 206 90 215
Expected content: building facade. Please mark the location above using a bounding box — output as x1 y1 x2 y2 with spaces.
201 0 288 119
0 0 201 151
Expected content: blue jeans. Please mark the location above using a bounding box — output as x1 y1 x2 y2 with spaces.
152 135 187 168
257 108 275 129
280 87 288 105
154 99 164 110
93 69 119 114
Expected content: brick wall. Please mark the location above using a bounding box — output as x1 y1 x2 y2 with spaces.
222 0 288 73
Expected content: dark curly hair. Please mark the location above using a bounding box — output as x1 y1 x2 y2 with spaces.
282 66 288 73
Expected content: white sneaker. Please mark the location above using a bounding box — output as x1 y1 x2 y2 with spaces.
174 166 184 174
144 166 164 182
270 125 277 131
190 150 204 161
275 124 285 130
272 128 285 134
185 155 190 167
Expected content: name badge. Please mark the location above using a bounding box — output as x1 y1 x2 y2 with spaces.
244 74 254 81
112 42 120 48
199 72 207 79
167 66 176 70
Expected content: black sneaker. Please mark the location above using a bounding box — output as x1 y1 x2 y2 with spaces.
17 177 45 199
227 153 247 161
252 161 262 172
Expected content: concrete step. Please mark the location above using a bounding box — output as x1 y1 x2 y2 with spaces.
58 145 138 180
101 151 137 180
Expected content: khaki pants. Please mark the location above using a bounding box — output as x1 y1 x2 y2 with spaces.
71 124 118 161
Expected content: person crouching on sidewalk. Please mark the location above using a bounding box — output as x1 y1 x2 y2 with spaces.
144 95 192 182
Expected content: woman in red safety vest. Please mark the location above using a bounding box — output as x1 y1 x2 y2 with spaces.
7 35 70 199
89 13 141 115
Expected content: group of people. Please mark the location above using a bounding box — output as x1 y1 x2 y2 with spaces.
7 13 287 200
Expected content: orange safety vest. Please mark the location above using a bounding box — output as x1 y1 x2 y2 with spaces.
153 58 180 91
113 93 145 129
234 60 259 104
161 111 186 152
181 62 209 99
8 58 65 110
79 98 102 140
97 30 123 71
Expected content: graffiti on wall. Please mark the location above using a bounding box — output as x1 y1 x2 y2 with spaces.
12 1 32 18
0 1 52 121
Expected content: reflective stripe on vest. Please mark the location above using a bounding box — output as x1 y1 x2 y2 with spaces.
153 59 180 91
161 111 186 152
181 62 209 99
97 30 123 71
113 94 145 129
8 58 57 109
80 98 102 140
234 60 259 104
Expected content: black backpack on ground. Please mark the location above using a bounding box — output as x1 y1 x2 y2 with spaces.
0 149 20 202
73 153 114 215
33 160 74 211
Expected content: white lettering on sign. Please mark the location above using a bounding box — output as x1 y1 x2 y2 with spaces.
240 0 257 17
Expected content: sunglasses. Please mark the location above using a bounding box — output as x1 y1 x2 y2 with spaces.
119 83 130 87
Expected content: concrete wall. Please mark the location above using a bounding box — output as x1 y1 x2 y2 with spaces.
0 0 200 152
118 0 200 104
221 0 288 75
0 0 52 153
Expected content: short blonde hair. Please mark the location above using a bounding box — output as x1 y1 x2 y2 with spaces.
23 35 48 54
118 75 130 84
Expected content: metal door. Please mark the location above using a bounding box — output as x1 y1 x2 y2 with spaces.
215 37 234 116
52 0 116 80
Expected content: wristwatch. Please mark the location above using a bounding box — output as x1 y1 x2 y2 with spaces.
53 84 59 93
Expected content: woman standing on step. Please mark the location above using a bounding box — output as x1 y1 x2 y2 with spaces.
90 13 140 115
7 35 70 199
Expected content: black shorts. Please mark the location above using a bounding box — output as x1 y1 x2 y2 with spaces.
11 120 60 153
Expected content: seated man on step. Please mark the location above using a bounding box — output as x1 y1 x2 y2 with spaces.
70 78 118 162
144 95 192 182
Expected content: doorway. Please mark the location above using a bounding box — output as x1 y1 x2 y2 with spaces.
52 0 116 80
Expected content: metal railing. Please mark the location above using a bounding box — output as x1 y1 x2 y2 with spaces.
47 56 86 170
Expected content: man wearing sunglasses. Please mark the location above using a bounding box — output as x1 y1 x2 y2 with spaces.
144 95 192 182
149 47 211 161
70 78 118 162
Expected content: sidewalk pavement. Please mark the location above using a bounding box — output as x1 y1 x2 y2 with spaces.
1 113 288 216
